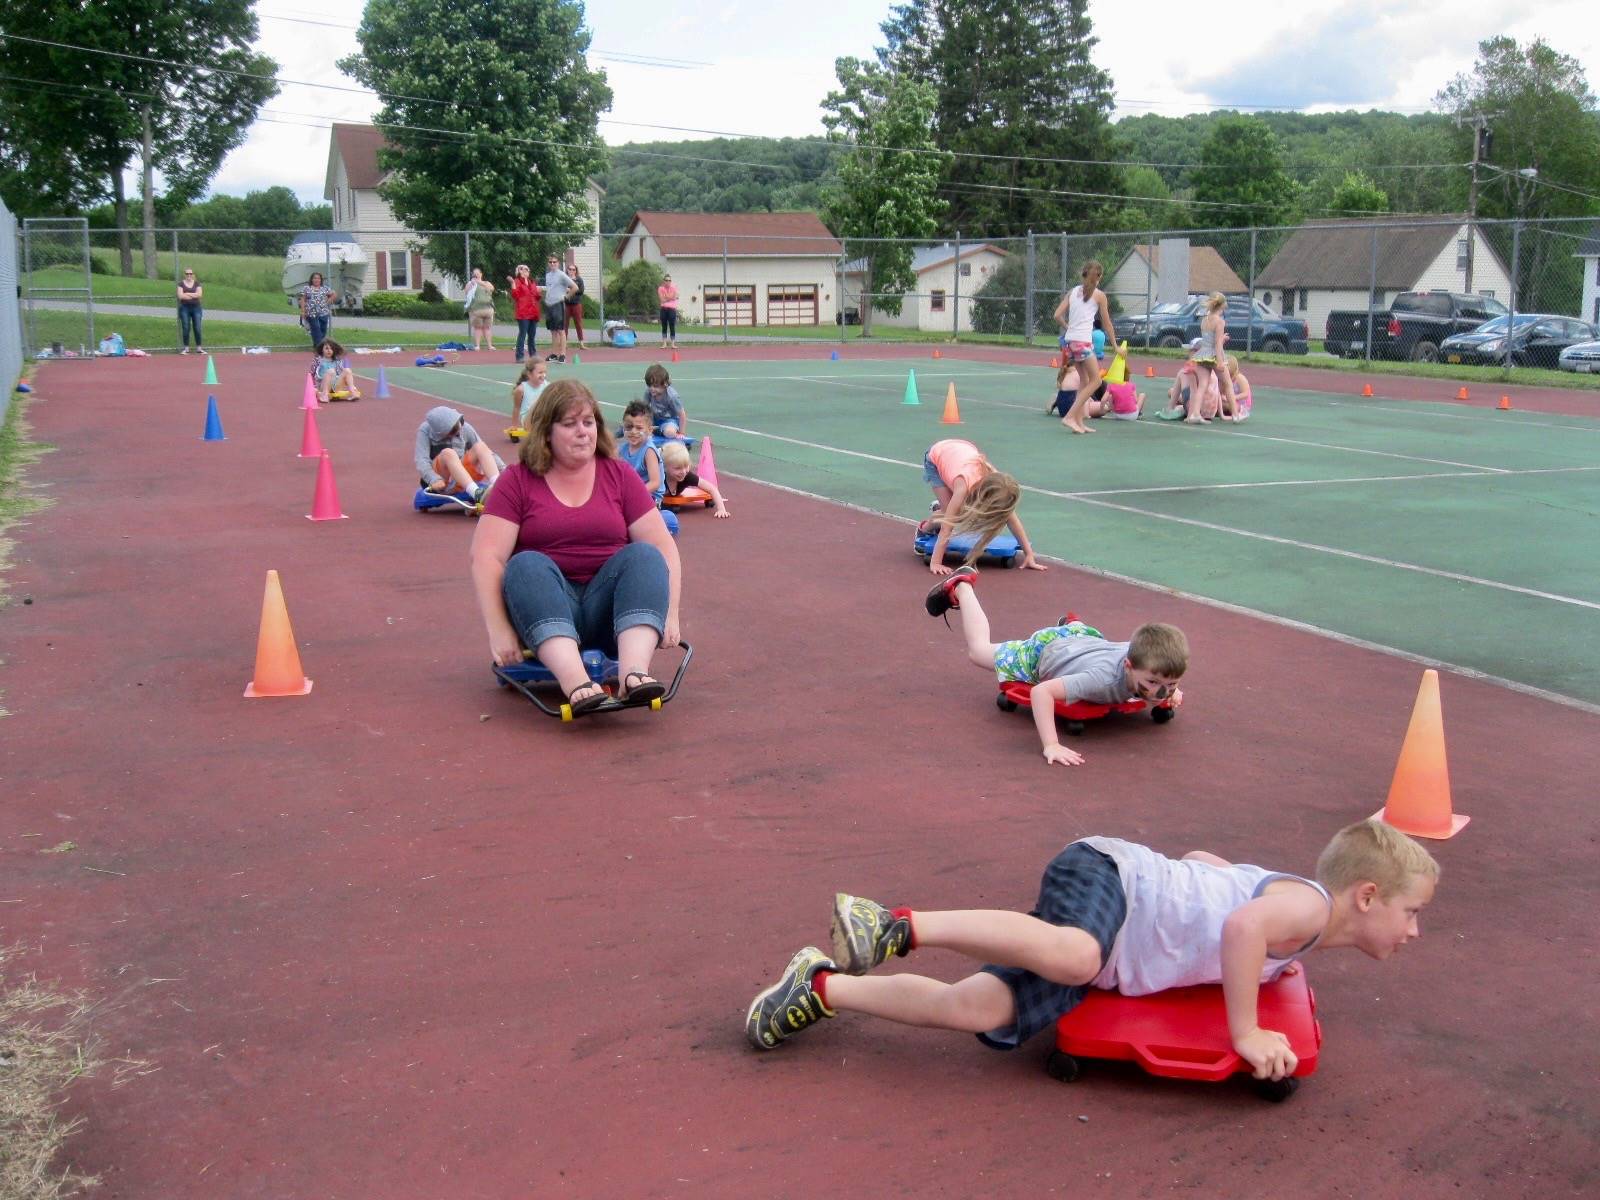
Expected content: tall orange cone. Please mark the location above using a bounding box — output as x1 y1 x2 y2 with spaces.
1361 383 1374 397
1372 669 1468 838
307 450 348 521
1497 395 1511 411
940 382 961 425
244 570 313 697
695 436 721 491
297 406 324 458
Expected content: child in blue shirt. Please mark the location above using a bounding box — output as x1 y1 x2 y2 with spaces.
643 363 687 437
617 400 665 502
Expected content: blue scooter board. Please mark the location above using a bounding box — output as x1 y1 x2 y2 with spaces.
414 487 479 513
914 528 1022 567
493 644 693 721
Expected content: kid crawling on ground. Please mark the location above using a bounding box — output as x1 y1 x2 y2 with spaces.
746 819 1438 1084
925 564 1185 766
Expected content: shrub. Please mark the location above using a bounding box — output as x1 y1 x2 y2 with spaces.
418 280 443 303
359 292 415 316
607 260 665 319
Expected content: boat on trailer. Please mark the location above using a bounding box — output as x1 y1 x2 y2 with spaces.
282 231 367 311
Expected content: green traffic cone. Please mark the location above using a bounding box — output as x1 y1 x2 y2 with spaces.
204 355 218 385
903 368 919 405
572 352 581 365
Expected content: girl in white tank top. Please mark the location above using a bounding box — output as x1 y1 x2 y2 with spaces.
1052 262 1116 434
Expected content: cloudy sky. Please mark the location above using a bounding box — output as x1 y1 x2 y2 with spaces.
215 0 1599 208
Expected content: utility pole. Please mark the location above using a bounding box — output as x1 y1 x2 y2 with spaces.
1459 112 1496 295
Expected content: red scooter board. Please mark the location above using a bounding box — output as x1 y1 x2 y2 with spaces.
1049 968 1321 1099
995 681 1174 734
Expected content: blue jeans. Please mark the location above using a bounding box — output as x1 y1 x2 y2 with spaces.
178 305 202 348
516 318 537 360
307 314 330 348
503 542 668 654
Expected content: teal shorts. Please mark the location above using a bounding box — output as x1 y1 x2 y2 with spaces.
994 621 1100 682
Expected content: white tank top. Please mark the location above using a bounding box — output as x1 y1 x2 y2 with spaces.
1064 285 1097 342
1078 837 1331 996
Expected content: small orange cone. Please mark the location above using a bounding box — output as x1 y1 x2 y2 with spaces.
307 450 348 521
932 348 942 359
1455 386 1469 401
1144 365 1156 378
244 570 313 697
1049 355 1061 369
1497 395 1511 411
940 382 961 425
670 349 681 363
1361 383 1374 397
1372 669 1468 839
297 406 323 458
695 436 721 491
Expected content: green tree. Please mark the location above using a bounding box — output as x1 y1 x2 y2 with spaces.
1191 116 1301 229
875 0 1121 235
821 61 948 336
1438 37 1600 311
339 0 611 286
0 1 277 272
606 259 665 319
1327 171 1389 217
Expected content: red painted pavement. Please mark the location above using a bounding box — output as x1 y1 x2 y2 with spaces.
2 352 1595 1198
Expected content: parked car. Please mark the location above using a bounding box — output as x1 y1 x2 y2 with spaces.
1324 291 1508 362
1119 296 1309 354
1440 315 1599 369
1558 339 1600 373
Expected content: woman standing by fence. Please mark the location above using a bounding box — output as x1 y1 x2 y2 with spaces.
176 268 204 354
299 272 338 349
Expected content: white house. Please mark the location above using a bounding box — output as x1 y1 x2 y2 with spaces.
842 243 1008 333
1105 243 1247 313
1577 223 1600 326
1255 218 1513 337
613 211 842 326
324 123 603 301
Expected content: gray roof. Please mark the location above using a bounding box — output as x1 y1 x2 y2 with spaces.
841 242 1007 276
1256 217 1483 289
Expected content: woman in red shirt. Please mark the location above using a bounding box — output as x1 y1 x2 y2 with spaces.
472 379 683 713
508 264 542 363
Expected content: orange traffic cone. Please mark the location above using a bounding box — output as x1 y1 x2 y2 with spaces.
297 406 323 458
1497 395 1511 411
1361 383 1374 397
244 570 313 697
932 348 943 360
1455 386 1469 401
1372 669 1468 839
307 450 348 521
670 349 681 363
695 436 721 492
1144 365 1156 378
940 382 961 425
1049 355 1061 369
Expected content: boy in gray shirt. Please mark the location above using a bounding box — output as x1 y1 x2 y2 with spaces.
926 565 1187 766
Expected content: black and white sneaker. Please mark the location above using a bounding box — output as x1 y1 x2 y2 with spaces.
830 893 911 974
745 946 836 1050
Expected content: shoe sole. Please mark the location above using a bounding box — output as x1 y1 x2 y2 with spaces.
830 894 869 974
744 946 819 1050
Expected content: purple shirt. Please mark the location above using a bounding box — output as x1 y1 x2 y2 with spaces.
483 458 654 583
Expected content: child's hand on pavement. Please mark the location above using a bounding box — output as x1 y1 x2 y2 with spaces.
1042 743 1085 767
930 562 954 577
1021 554 1048 571
1234 1027 1297 1081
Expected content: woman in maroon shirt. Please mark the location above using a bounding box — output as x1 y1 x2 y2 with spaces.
472 379 682 713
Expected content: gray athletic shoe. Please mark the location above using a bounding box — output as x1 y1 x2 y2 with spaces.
745 946 836 1050
830 893 912 974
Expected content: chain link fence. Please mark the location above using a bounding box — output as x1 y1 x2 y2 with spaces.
1 198 23 425
18 216 1600 375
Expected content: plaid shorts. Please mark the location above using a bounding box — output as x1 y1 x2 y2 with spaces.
976 843 1127 1049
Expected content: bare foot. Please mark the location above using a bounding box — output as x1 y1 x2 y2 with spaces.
1063 419 1094 433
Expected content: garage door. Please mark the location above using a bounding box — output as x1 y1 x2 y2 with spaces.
767 284 818 325
704 285 755 326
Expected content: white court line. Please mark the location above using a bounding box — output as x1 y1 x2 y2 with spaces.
1318 398 1600 435
1224 429 1510 472
1073 463 1600 497
428 365 1028 387
372 373 1600 713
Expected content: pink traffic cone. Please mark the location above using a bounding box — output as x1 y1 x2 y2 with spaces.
307 450 348 521
297 406 324 458
301 373 318 410
696 436 720 491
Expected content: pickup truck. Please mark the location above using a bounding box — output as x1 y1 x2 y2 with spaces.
1324 291 1509 362
1118 296 1309 354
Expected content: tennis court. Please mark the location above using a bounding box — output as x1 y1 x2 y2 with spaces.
380 352 1600 710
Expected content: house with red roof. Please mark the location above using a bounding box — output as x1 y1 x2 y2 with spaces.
614 211 843 326
324 123 603 300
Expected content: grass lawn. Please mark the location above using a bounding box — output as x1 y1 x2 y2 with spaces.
79 247 287 293
25 310 447 354
28 266 293 316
